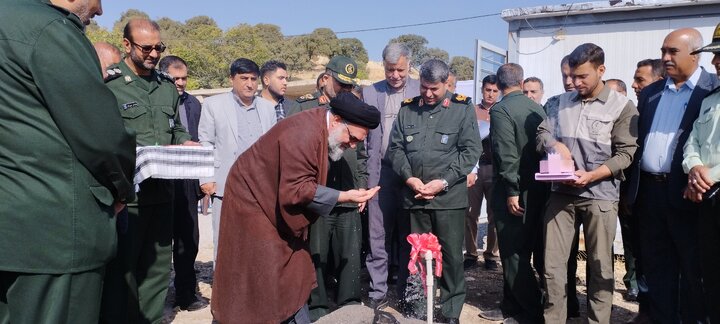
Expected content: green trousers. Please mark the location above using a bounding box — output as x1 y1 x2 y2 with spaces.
308 207 362 321
409 208 465 319
100 203 174 324
0 267 104 324
492 190 544 322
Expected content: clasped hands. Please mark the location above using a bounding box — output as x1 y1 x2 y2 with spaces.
406 177 445 200
684 165 715 203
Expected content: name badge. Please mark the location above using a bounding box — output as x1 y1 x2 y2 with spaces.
168 118 175 128
122 102 138 110
441 134 449 144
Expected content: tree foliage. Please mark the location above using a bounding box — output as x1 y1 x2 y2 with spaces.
85 11 384 89
450 56 475 81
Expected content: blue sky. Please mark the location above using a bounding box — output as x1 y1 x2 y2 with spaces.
95 0 562 61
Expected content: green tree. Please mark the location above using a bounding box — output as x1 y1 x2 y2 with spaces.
298 28 339 60
86 20 121 48
450 56 475 81
423 48 449 65
112 9 150 36
388 34 428 67
336 38 369 79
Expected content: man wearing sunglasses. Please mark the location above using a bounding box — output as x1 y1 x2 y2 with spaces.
100 18 198 324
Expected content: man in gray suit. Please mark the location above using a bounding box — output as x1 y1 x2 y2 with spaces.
198 58 277 263
362 43 420 309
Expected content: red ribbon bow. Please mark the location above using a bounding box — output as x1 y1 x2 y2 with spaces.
407 233 443 291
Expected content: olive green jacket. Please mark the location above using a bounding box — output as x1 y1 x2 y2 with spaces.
287 93 368 208
0 0 136 273
387 92 482 209
106 60 192 205
489 91 547 205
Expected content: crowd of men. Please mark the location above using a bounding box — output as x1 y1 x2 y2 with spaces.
1 0 720 323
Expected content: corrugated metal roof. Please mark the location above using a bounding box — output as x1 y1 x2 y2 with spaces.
502 0 720 21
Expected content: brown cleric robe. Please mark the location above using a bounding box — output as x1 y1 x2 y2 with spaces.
211 107 333 323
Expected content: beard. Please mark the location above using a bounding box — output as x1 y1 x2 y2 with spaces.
327 126 346 162
130 49 159 72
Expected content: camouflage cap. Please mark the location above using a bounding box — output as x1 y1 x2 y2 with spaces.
692 23 720 54
326 55 358 85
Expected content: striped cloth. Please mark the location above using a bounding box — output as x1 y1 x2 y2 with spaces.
134 145 214 191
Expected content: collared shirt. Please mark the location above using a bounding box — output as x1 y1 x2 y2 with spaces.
476 100 494 166
274 97 285 121
178 92 189 129
381 84 407 158
641 67 703 173
233 93 263 155
683 89 720 182
538 86 639 201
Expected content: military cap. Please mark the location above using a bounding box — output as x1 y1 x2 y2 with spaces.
329 92 380 129
692 23 720 54
326 56 358 85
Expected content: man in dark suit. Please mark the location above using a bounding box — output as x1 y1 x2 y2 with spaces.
362 42 420 309
627 28 718 324
159 56 208 311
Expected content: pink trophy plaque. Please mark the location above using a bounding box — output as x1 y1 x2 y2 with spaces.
535 153 578 181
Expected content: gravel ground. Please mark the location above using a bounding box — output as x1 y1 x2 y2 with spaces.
164 211 638 323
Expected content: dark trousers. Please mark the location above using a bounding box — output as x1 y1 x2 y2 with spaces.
100 203 174 324
409 208 465 319
0 267 104 324
172 179 200 304
618 203 638 291
493 189 543 322
699 198 720 324
366 164 410 300
636 177 705 324
308 207 362 321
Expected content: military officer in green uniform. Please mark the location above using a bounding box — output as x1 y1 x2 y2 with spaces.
488 63 547 323
0 0 136 322
387 59 481 323
286 56 369 321
99 19 195 324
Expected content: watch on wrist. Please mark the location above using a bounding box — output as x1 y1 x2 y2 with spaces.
441 179 449 192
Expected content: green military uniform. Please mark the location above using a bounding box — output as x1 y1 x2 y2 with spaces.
489 90 547 321
0 1 136 322
387 92 481 319
285 56 368 321
100 60 191 324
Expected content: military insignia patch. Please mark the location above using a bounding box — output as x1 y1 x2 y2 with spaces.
107 69 116 76
124 75 132 83
298 93 315 101
345 64 355 74
406 135 414 142
401 97 419 106
442 98 450 108
452 94 471 104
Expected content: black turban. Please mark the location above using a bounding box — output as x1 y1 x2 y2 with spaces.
329 92 380 129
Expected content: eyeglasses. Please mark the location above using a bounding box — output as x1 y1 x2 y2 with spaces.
128 40 166 54
343 121 360 143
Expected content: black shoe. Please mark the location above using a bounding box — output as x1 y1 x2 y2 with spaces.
463 258 478 270
484 259 499 271
174 297 209 311
624 287 639 302
368 297 389 310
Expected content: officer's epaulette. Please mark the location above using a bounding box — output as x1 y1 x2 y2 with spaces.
451 93 471 104
157 70 174 83
104 66 123 83
401 96 420 107
296 93 315 102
